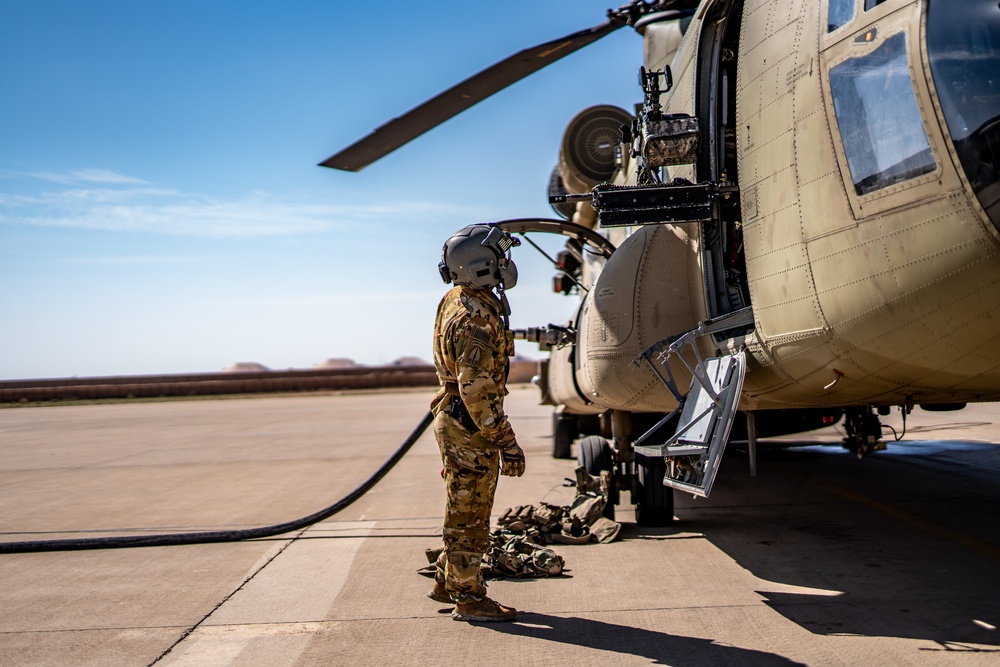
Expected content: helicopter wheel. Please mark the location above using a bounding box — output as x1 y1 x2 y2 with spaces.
635 453 674 527
577 435 616 521
552 412 575 460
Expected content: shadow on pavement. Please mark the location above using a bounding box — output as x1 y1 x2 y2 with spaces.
481 612 805 665
672 441 1000 648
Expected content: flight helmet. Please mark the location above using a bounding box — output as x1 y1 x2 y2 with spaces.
438 224 520 291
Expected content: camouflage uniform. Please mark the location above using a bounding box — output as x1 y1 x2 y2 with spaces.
431 284 516 603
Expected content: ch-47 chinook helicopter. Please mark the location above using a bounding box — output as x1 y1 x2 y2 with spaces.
322 0 1000 525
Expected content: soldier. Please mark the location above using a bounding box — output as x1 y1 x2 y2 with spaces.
427 224 525 623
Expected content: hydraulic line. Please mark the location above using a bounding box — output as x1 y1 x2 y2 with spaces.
0 411 434 554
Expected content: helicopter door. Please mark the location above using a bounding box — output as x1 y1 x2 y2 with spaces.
695 0 749 320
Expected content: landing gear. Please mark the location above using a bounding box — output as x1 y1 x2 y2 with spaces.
550 411 602 460
563 411 680 527
635 454 675 527
552 411 575 459
577 429 675 526
843 407 884 459
577 435 613 476
577 435 616 520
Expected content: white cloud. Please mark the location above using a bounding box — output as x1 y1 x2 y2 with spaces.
0 175 473 237
68 255 203 265
223 290 444 308
27 168 150 185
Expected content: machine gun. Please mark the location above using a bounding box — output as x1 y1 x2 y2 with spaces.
512 324 576 351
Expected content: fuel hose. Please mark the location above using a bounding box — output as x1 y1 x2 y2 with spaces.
0 411 434 554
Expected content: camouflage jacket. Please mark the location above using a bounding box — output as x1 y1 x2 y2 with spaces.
431 285 516 448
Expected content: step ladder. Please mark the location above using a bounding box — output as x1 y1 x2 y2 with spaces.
633 309 750 497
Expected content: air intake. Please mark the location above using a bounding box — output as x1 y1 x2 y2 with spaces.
559 105 633 193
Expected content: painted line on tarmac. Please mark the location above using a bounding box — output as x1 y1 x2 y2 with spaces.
155 521 375 667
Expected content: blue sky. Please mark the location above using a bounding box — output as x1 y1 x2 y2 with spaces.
0 1 642 379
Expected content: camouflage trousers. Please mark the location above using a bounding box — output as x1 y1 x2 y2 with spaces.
433 411 499 603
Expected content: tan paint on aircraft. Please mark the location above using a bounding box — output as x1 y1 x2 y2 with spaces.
569 0 1000 413
735 0 1000 408
576 224 707 411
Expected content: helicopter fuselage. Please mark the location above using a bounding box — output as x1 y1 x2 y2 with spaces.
573 0 1000 413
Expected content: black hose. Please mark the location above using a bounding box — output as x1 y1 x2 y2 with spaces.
0 410 435 554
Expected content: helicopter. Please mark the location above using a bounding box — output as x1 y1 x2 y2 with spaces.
322 0 1000 526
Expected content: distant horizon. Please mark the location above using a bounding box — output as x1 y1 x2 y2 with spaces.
1 353 544 382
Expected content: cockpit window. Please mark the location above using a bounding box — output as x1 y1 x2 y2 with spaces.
829 32 937 196
927 0 1000 230
828 0 855 32
864 0 888 10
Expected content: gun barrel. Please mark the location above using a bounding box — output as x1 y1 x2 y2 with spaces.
547 193 594 205
511 326 575 349
511 327 544 342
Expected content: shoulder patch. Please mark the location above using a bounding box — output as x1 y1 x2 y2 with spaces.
469 326 493 346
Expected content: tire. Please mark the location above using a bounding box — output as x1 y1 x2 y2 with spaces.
577 435 613 476
635 454 674 527
552 412 575 459
577 436 616 521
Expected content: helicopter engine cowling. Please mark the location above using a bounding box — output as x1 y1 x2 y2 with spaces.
559 105 633 195
544 339 605 416
575 223 708 412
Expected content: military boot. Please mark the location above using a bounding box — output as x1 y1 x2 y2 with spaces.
426 581 451 604
452 597 517 622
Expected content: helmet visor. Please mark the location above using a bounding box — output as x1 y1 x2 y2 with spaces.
500 259 518 290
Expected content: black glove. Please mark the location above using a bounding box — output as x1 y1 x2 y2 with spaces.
500 442 525 477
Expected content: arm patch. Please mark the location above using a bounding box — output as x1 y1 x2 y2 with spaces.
468 326 493 347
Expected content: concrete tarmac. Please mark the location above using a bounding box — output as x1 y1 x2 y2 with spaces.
1 387 998 665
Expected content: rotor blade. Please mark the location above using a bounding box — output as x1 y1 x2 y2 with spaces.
320 19 623 171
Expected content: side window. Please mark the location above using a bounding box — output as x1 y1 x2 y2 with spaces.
828 0 855 32
829 32 936 195
864 0 889 10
